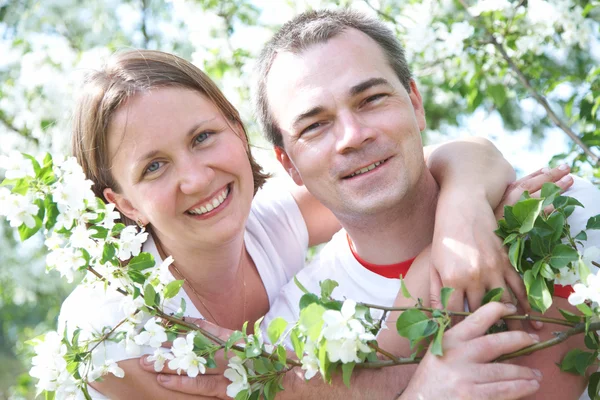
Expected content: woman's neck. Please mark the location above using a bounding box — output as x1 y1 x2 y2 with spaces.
153 231 248 298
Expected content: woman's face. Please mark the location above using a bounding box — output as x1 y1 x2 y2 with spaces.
104 87 255 250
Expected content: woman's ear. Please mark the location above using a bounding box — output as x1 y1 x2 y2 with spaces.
274 146 304 186
103 188 141 222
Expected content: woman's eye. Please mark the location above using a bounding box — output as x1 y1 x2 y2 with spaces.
194 131 212 144
144 161 161 175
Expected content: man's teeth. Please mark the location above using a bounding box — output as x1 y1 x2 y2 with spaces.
348 160 383 178
188 187 230 215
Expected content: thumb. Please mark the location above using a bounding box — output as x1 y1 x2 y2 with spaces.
430 267 443 310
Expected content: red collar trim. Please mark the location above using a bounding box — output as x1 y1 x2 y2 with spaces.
347 233 415 279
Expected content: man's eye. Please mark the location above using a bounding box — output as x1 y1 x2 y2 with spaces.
301 122 323 135
365 94 387 104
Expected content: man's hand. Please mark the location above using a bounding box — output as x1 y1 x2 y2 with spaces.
139 320 234 399
430 164 573 328
400 302 543 400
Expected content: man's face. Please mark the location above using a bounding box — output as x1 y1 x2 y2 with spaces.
266 28 427 220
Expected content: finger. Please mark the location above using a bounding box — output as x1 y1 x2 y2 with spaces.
476 379 540 400
465 330 540 362
446 302 517 342
472 363 542 384
430 267 443 310
157 373 229 398
504 270 542 330
465 285 486 313
500 165 571 207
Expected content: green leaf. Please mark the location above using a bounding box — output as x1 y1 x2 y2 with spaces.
101 243 116 265
547 212 566 243
523 270 552 313
164 280 184 299
540 183 562 207
577 303 594 317
575 231 588 241
481 288 504 305
549 244 579 269
558 309 583 324
320 279 339 299
559 349 595 376
508 239 522 271
225 331 244 352
144 284 156 307
429 322 445 356
290 328 305 359
399 277 412 299
587 215 600 230
539 263 555 280
193 332 213 350
128 252 155 271
341 362 355 388
234 389 249 400
396 309 438 342
587 371 600 400
299 293 319 310
440 287 454 310
267 317 288 344
299 303 325 342
513 198 543 234
277 345 287 365
18 217 41 241
502 233 518 246
253 358 268 374
294 276 309 294
44 195 59 230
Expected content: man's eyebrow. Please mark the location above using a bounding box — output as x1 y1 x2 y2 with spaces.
349 77 392 97
291 106 325 131
134 117 217 166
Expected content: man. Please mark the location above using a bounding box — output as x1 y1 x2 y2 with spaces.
142 9 599 399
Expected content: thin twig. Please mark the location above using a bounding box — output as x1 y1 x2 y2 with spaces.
140 0 150 49
593 261 600 268
362 0 397 23
360 303 578 327
456 0 600 166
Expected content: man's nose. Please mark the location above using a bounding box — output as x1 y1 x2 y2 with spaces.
335 112 375 154
177 156 215 195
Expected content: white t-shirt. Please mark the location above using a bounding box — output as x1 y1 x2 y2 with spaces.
264 176 600 400
58 188 308 399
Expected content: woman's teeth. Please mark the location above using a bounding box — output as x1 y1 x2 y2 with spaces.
187 186 230 215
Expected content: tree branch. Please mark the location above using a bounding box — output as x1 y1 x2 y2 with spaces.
140 0 150 49
456 0 600 166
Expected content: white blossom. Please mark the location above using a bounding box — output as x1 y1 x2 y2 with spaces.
224 356 249 397
0 150 36 179
29 331 70 393
3 192 39 228
168 332 207 377
147 347 175 372
569 273 600 306
134 318 168 349
46 247 86 283
88 359 125 382
116 225 149 260
300 340 320 380
321 300 375 363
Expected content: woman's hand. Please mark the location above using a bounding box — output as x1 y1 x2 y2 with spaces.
430 165 574 326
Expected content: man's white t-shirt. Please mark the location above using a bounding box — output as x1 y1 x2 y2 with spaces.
58 188 308 399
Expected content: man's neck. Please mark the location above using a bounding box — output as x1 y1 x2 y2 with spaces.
342 171 439 264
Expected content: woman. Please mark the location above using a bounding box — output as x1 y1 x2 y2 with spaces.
59 49 569 398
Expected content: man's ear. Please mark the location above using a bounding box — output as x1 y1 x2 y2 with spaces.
274 146 304 186
409 80 427 132
103 188 142 223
